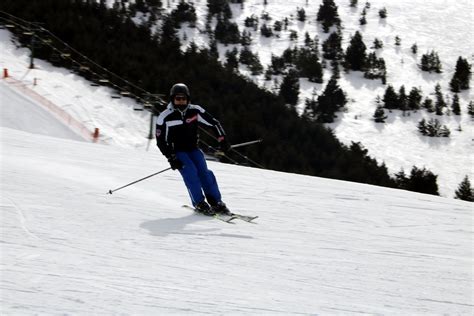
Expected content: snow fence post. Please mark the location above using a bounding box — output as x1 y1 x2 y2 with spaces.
93 128 100 142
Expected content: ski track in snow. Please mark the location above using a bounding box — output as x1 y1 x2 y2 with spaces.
1 125 473 314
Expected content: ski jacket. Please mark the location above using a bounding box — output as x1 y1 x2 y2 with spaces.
155 103 226 158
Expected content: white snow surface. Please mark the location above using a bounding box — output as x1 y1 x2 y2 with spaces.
0 30 152 149
1 124 473 314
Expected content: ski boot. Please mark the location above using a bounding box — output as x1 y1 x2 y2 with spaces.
194 200 215 216
211 201 232 216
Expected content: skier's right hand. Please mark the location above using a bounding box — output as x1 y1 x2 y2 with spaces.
168 155 183 170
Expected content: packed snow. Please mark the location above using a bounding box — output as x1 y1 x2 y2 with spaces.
1 32 473 314
1 124 473 314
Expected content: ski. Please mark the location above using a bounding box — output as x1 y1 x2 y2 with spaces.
231 213 259 223
182 205 237 223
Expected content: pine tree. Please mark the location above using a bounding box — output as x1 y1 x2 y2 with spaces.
395 169 409 190
394 35 401 46
244 14 259 28
225 48 239 71
239 46 263 75
297 7 306 22
214 16 240 44
269 54 285 75
208 39 219 60
160 14 181 51
303 32 312 47
317 0 341 33
450 56 471 92
417 118 427 135
408 87 422 110
316 77 347 123
373 105 387 123
322 31 343 60
302 97 318 120
468 101 474 118
451 93 461 115
359 14 367 25
423 97 434 113
434 83 446 115
171 0 197 26
249 56 263 75
420 50 442 73
383 85 399 109
407 167 439 195
372 38 383 49
449 77 461 93
398 85 408 111
240 30 252 46
272 20 282 32
378 7 387 18
344 31 367 71
296 47 323 83
208 0 232 19
440 125 451 137
455 176 474 202
279 69 300 105
330 59 340 79
289 30 298 41
420 118 450 137
260 23 273 37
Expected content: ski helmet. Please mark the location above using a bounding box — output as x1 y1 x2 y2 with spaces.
170 83 190 99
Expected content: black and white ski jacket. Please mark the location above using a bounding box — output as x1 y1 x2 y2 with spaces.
155 103 226 158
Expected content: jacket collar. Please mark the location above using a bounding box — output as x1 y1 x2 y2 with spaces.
168 102 189 113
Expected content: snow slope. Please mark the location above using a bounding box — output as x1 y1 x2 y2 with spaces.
0 29 152 149
1 65 473 314
1 125 473 315
0 81 84 141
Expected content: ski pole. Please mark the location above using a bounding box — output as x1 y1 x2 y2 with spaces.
230 139 262 149
107 167 171 194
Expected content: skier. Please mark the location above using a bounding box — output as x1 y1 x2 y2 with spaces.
155 83 232 215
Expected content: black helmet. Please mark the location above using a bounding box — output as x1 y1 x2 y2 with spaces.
170 83 190 99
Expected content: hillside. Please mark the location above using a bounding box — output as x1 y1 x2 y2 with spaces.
0 3 399 192
0 0 472 198
167 0 474 197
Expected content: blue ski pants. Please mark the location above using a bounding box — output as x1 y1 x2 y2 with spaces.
175 149 222 206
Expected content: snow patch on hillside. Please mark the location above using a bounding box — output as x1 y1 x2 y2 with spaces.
170 0 474 197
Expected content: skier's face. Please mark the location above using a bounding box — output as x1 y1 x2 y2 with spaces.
173 94 188 110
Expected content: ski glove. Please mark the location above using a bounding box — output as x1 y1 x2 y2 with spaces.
168 155 183 170
218 137 231 153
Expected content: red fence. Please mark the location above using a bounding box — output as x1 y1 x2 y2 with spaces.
3 76 99 142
